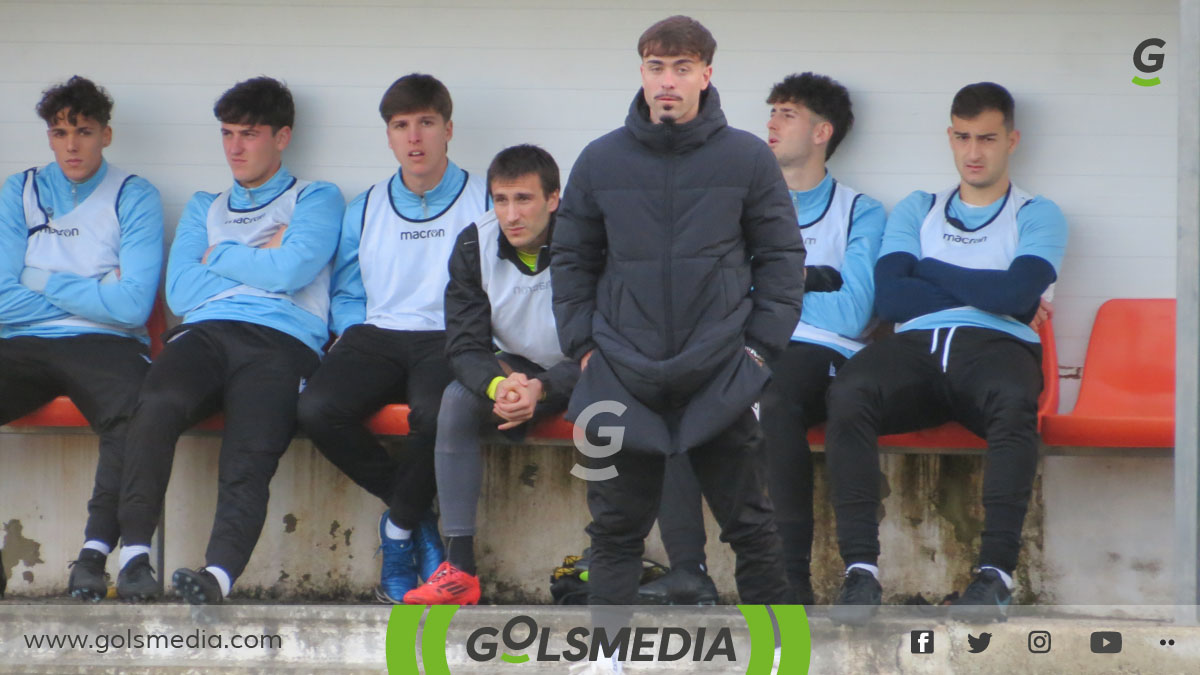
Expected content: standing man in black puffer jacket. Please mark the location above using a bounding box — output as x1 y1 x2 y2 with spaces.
552 14 806 607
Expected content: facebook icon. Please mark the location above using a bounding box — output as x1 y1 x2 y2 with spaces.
911 630 935 654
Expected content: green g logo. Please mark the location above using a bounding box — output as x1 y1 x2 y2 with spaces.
1132 38 1165 87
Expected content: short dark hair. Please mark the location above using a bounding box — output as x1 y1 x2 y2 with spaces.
638 15 717 65
767 72 855 160
36 76 113 127
379 73 452 123
213 77 294 133
950 82 1015 131
487 144 560 198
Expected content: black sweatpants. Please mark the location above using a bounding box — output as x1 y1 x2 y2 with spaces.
655 452 709 572
655 341 845 587
0 334 149 549
762 340 846 587
585 409 790 605
825 327 1042 573
117 321 318 579
296 324 453 530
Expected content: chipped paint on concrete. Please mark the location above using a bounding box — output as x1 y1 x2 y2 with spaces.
282 513 298 534
519 463 538 488
329 521 340 537
2 520 44 582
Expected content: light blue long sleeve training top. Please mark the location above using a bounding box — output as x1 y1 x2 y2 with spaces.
0 159 163 341
878 187 1067 342
790 173 886 358
166 166 345 353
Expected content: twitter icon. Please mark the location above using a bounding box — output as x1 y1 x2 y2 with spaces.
968 633 992 654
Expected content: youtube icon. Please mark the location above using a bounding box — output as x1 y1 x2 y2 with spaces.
1091 631 1122 654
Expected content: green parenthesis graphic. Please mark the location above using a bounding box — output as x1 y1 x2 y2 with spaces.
501 653 531 664
386 605 426 675
1132 76 1161 87
738 605 774 675
771 604 811 674
420 605 459 675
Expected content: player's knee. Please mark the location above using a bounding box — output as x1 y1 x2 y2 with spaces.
825 370 877 421
295 386 332 433
985 382 1039 423
132 383 194 427
437 380 482 425
588 508 656 543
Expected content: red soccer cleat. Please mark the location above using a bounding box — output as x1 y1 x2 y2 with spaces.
403 561 481 605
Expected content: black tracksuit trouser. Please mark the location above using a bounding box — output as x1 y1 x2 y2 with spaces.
655 341 845 590
117 320 318 579
825 327 1042 573
296 324 453 530
586 408 790 605
0 334 149 549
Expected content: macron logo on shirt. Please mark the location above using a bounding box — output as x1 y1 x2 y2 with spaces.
398 228 445 241
225 213 267 226
512 280 551 295
29 224 80 237
943 233 988 245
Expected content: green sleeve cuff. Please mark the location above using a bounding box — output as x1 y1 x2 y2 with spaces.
486 376 505 401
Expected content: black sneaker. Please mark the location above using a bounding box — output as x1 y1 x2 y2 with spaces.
636 567 719 606
173 568 224 605
116 554 161 601
829 568 882 626
948 569 1012 623
67 549 109 602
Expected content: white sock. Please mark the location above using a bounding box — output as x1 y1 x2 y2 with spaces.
385 518 412 540
203 566 232 597
119 545 151 570
981 566 1014 590
847 563 880 580
83 540 111 556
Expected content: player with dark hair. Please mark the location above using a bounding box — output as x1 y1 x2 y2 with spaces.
297 73 488 604
0 75 162 601
827 81 1066 625
552 15 804 613
645 71 885 606
114 76 344 604
402 144 578 605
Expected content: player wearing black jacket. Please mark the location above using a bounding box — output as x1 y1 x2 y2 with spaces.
402 145 579 605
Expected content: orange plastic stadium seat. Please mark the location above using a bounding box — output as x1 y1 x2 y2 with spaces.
1041 299 1175 448
4 395 91 428
366 403 576 441
368 404 411 436
805 317 1060 450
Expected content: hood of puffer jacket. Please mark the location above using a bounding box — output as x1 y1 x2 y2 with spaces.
624 85 727 154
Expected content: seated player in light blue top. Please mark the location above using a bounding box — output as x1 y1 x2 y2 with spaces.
297 74 489 605
114 77 344 604
645 72 885 607
0 76 162 602
826 82 1068 626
